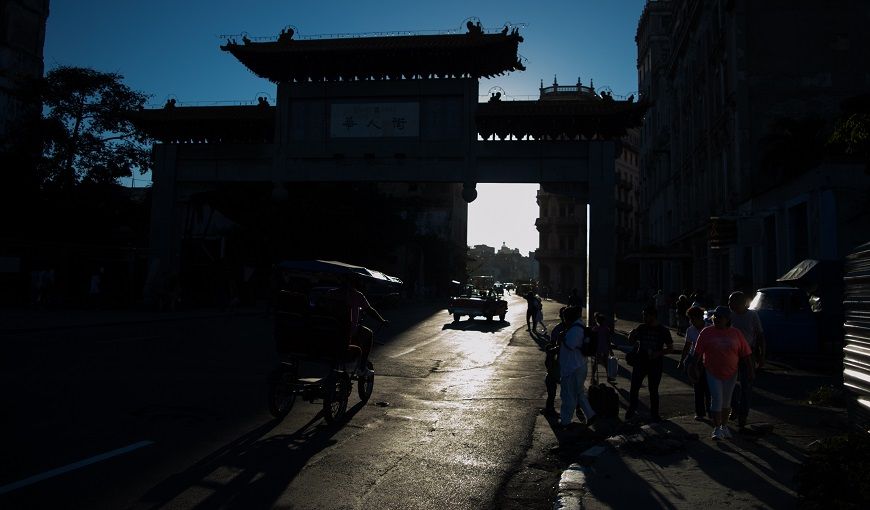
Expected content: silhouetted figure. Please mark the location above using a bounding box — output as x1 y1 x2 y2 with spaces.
567 288 581 307
278 27 295 42
466 20 483 35
489 91 502 102
257 96 269 106
89 267 104 309
164 98 176 109
627 94 635 103
242 34 251 44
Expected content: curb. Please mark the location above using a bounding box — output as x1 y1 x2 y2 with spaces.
554 445 609 509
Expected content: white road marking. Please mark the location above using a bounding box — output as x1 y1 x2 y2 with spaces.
0 440 155 494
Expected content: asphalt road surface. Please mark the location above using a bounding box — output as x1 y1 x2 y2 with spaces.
1 293 553 509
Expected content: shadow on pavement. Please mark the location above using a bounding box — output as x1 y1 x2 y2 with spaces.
441 319 511 333
138 403 366 509
583 421 798 509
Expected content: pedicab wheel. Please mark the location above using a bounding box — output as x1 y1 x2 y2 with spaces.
267 366 297 418
358 361 374 403
453 313 461 322
323 371 351 424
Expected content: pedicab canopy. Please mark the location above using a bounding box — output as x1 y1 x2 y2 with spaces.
277 259 402 285
277 259 402 307
274 260 401 358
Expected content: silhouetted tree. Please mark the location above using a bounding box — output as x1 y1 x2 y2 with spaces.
828 94 870 175
35 66 152 190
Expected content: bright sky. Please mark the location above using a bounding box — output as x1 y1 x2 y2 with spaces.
44 0 645 254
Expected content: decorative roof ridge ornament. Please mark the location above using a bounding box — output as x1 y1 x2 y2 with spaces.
278 26 295 43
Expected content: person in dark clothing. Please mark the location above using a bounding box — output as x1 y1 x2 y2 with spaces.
525 291 540 331
676 294 690 335
543 307 568 416
678 306 712 420
625 305 674 422
567 288 581 307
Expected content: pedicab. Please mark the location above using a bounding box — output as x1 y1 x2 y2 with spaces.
267 260 396 423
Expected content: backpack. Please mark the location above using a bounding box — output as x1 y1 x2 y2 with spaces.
559 322 597 357
580 325 598 357
588 383 619 418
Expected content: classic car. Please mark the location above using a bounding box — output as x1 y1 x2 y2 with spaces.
748 286 819 353
447 288 508 322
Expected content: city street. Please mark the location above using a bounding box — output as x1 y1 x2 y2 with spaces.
0 294 849 509
1 293 556 509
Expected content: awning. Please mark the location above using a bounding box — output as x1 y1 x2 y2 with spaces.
777 259 843 293
777 259 821 283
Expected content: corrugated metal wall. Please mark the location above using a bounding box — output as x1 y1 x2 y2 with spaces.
843 241 870 432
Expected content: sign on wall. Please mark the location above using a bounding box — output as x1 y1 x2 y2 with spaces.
330 102 420 138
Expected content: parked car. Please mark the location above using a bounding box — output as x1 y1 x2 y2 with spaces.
748 287 819 353
447 287 508 322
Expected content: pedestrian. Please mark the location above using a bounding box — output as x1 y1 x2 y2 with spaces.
654 289 669 327
567 288 581 307
526 291 545 334
678 306 711 421
525 291 537 331
625 305 674 422
559 306 596 428
89 267 104 309
694 305 754 440
727 291 766 431
676 294 690 334
543 307 568 416
535 298 548 335
590 312 615 384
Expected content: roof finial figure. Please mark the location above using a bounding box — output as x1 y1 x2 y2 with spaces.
553 74 558 87
466 20 483 35
278 27 295 42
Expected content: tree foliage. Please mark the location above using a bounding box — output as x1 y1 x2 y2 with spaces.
36 66 152 189
828 95 870 174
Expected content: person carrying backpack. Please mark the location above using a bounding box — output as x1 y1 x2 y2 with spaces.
559 306 597 428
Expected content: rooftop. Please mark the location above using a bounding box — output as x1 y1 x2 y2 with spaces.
220 23 525 83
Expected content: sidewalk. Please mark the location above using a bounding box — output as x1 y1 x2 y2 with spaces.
543 301 848 509
0 297 444 335
0 305 266 334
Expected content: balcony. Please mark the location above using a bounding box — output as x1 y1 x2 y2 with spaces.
536 248 583 259
616 176 634 190
535 216 582 229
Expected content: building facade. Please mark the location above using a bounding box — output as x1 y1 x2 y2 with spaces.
0 0 49 146
635 0 870 304
534 76 642 303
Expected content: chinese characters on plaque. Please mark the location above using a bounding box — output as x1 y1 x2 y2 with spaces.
330 102 420 138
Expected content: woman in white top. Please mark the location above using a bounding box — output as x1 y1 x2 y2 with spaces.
678 306 711 420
